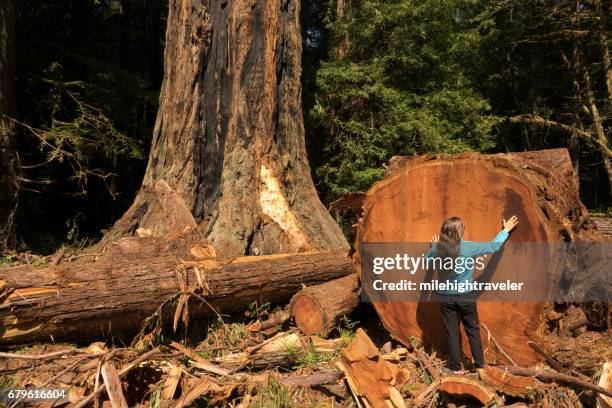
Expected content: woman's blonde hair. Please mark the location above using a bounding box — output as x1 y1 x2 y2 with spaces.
438 216 464 258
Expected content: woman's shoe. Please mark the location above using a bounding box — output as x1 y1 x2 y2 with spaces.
441 367 465 375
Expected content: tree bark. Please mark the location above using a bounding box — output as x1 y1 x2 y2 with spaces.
564 39 583 178
289 273 360 336
100 0 348 256
214 332 303 369
595 0 612 110
354 149 605 367
0 0 18 250
439 376 500 406
501 365 612 398
0 248 352 346
579 52 612 201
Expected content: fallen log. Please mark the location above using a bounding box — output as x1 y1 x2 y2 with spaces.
246 309 291 333
354 148 606 366
0 250 352 346
289 273 360 336
214 332 302 369
502 365 612 398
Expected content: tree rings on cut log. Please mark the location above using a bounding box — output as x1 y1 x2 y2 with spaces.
289 274 360 337
354 149 605 367
477 365 542 397
439 376 500 405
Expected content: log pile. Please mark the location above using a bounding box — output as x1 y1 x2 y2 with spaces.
0 247 352 345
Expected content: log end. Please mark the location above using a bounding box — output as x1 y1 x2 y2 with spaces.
290 294 327 335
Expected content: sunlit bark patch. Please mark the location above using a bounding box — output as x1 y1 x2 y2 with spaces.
259 164 309 251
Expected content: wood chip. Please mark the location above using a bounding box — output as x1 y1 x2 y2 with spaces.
100 361 128 408
162 364 182 401
173 376 234 408
597 362 612 408
337 328 405 408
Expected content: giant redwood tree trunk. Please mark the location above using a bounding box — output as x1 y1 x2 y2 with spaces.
101 0 348 256
354 149 606 367
0 0 18 250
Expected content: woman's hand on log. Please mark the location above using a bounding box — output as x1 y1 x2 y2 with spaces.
503 215 519 233
430 235 439 246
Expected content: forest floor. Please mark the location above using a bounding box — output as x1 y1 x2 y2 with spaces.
0 253 610 408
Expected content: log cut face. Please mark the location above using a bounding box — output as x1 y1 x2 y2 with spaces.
355 149 604 367
290 273 360 336
101 0 348 256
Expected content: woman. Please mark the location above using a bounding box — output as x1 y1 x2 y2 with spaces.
428 215 519 374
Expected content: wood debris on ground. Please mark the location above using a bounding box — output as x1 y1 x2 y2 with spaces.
0 308 610 408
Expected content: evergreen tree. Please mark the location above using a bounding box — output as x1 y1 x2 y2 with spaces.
310 0 501 199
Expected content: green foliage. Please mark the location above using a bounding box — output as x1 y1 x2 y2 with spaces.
21 62 142 195
337 315 359 343
195 318 254 359
311 0 501 199
225 323 247 348
148 387 162 408
13 0 165 252
248 301 272 320
0 253 19 267
291 343 338 370
466 0 611 208
0 252 47 267
252 375 292 408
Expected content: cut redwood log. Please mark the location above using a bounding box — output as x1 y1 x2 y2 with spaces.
289 273 360 337
439 376 500 406
0 250 352 346
354 148 607 367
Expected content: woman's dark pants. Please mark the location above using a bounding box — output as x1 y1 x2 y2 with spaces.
437 293 484 371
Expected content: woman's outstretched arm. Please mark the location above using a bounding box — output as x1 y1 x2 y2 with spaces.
463 215 519 256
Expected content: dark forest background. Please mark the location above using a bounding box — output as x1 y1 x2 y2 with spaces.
6 0 612 253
